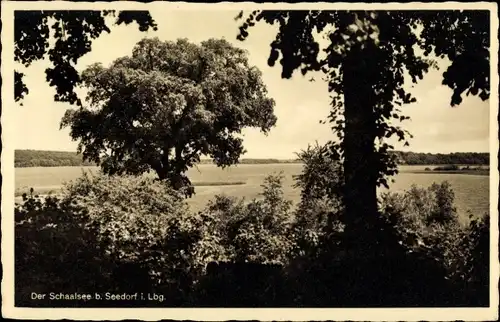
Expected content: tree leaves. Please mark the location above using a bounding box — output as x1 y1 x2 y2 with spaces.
62 37 276 195
237 9 489 191
14 71 29 104
14 10 157 105
417 10 490 106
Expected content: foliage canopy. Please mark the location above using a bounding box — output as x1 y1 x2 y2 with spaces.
237 10 490 239
60 37 276 194
14 10 157 105
237 9 489 188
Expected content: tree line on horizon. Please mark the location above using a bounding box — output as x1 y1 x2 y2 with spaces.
15 149 489 168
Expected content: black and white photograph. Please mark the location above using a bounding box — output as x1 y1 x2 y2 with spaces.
1 1 498 320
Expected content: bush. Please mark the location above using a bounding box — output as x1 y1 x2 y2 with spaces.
380 181 459 240
434 164 460 171
288 149 488 306
291 143 345 258
15 172 226 306
293 143 344 205
379 183 490 306
15 190 110 305
380 182 460 252
204 173 294 265
15 158 489 307
458 214 490 305
66 173 231 294
195 173 296 306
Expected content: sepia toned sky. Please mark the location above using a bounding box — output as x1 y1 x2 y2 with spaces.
14 10 490 159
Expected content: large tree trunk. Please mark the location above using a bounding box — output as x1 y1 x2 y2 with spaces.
154 166 168 181
341 44 381 254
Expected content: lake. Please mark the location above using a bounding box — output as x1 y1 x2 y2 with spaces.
15 164 490 220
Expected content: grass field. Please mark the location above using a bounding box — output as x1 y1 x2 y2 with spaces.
15 164 490 219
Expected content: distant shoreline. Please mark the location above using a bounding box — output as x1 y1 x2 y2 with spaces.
408 170 490 176
408 164 490 176
14 161 305 168
15 149 490 168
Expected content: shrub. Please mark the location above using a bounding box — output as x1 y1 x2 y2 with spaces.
291 143 345 257
15 172 226 305
434 164 460 171
15 159 489 307
293 142 344 205
205 173 294 265
62 173 227 293
15 190 109 305
380 181 459 243
458 214 490 305
379 183 490 305
380 182 460 250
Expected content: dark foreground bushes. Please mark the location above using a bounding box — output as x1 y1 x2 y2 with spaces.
380 182 490 306
15 167 490 307
15 173 227 307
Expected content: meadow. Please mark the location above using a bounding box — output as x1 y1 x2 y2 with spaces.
15 163 490 221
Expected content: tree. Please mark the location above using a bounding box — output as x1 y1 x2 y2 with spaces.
237 10 490 249
14 10 157 105
5 9 153 203
60 37 276 195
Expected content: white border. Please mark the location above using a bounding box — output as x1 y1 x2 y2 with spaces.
2 2 499 321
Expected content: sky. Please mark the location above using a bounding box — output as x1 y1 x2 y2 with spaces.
13 10 491 159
